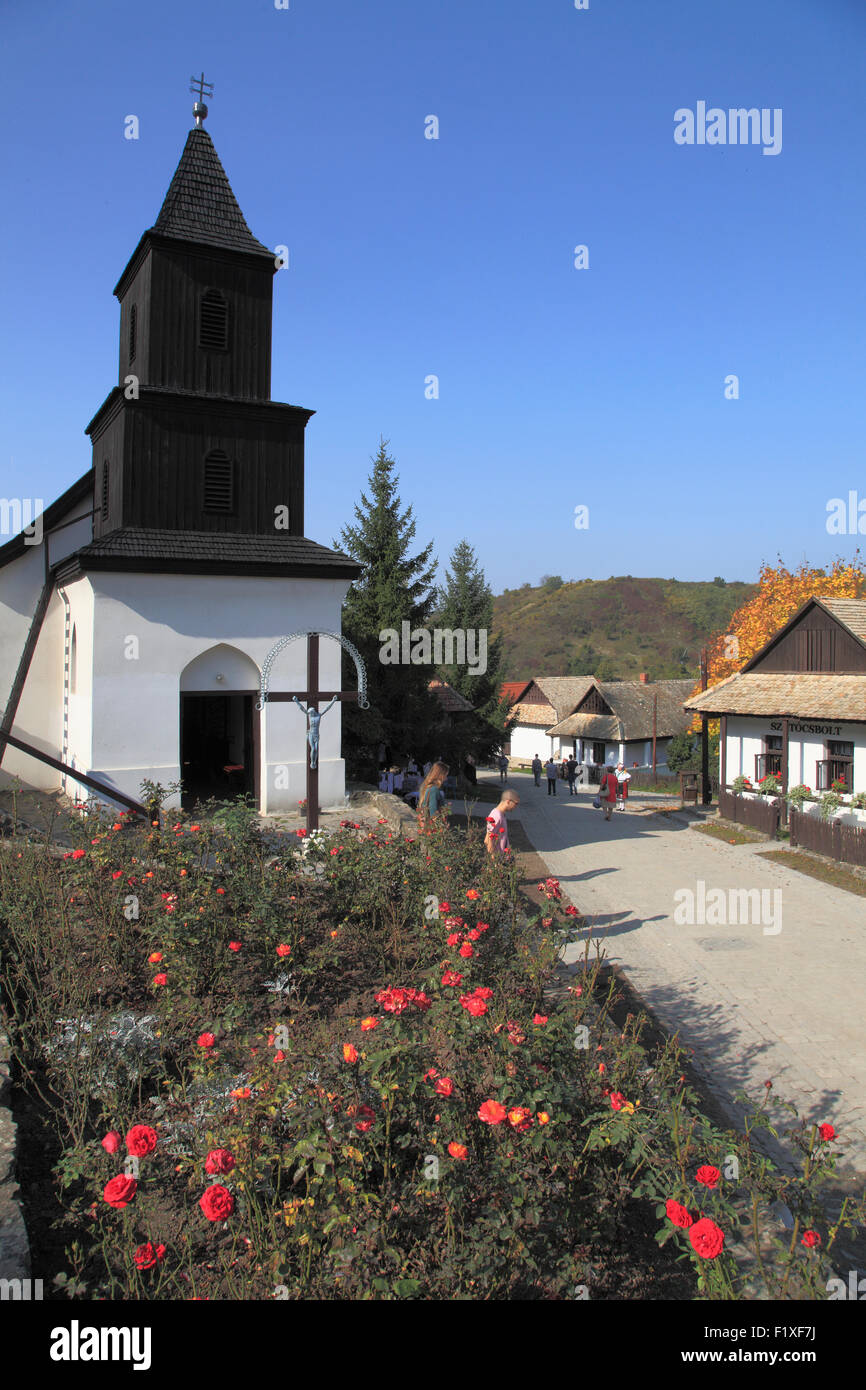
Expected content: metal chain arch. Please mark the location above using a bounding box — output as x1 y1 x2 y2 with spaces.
256 631 370 711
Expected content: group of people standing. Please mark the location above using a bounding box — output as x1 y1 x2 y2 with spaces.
528 751 631 818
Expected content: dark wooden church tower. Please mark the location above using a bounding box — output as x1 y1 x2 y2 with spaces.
78 100 349 580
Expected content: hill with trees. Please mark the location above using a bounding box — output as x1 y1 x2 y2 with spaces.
493 575 757 682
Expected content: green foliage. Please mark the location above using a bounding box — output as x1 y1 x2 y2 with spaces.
336 439 440 776
432 539 510 767
666 731 698 774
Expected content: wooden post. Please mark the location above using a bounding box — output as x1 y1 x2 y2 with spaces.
652 692 657 778
700 647 710 804
307 633 320 833
781 714 789 828
720 713 727 793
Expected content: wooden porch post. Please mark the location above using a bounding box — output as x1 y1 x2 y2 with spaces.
720 714 727 791
781 714 789 828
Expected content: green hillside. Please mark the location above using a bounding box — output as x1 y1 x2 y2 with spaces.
493 575 757 683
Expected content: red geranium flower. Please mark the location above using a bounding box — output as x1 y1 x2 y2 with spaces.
199 1185 234 1222
688 1217 725 1259
477 1099 507 1125
205 1148 235 1175
696 1165 721 1189
126 1125 158 1157
104 1174 137 1209
134 1241 166 1270
665 1199 693 1228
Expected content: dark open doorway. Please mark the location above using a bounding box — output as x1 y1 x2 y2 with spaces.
180 693 255 808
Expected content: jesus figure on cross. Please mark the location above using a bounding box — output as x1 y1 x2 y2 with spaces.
292 694 338 771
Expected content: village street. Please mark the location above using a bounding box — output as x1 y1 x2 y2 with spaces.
484 772 866 1180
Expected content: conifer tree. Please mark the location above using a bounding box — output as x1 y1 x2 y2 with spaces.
433 539 509 763
336 439 439 777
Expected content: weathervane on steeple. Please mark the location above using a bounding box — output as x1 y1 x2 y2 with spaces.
189 72 214 127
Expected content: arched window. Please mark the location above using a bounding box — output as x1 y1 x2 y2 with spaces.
199 289 228 350
70 625 78 694
102 462 110 523
203 450 234 513
128 303 137 364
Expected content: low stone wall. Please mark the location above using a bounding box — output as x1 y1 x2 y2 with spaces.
0 1027 30 1280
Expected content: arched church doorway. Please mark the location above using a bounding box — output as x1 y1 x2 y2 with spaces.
179 645 261 807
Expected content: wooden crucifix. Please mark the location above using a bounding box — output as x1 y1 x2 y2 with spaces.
258 631 368 834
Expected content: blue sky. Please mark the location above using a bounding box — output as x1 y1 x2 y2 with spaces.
2 0 864 593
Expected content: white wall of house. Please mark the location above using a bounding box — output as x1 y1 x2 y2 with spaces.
508 722 556 763
725 716 865 794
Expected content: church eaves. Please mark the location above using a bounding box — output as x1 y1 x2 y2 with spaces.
150 127 273 258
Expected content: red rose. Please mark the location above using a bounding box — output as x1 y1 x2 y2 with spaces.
800 1230 821 1248
152 973 167 986
466 889 480 900
276 943 292 957
447 932 461 947
695 1165 721 1189
126 1125 158 1157
197 1032 216 1049
533 1014 548 1026
610 1092 625 1111
458 942 474 958
441 971 463 988
199 1185 234 1222
434 1077 454 1097
507 1106 533 1132
438 902 450 913
228 941 242 952
473 986 494 999
461 995 487 1017
104 1174 137 1209
477 1099 507 1125
360 1017 378 1031
688 1217 725 1259
355 1104 376 1133
448 1142 468 1160
101 1130 121 1154
134 1241 166 1270
665 1199 693 1228
818 1123 836 1142
204 1148 235 1175
343 1043 359 1064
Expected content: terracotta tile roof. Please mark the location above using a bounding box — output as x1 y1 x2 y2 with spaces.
429 679 474 713
151 128 273 258
500 681 531 706
685 673 866 721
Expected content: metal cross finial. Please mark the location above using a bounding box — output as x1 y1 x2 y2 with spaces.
189 72 214 127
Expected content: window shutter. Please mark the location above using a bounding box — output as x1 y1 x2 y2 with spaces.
199 290 228 350
204 450 234 513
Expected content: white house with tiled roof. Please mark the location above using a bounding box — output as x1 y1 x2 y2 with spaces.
685 596 866 796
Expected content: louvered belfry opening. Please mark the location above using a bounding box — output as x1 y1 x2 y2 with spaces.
128 303 137 364
101 463 110 525
203 450 234 514
199 289 228 350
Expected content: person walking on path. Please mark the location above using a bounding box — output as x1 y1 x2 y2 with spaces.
485 788 519 858
615 761 631 811
566 754 578 795
545 757 558 795
498 753 509 784
600 764 618 821
531 754 542 787
416 762 449 833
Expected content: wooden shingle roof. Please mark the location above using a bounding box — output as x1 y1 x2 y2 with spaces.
429 679 474 714
53 529 361 580
548 679 695 740
684 673 866 721
151 128 273 259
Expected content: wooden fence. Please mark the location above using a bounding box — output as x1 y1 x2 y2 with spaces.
718 788 781 837
789 808 866 869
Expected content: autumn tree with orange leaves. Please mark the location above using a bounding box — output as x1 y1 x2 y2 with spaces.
688 557 866 730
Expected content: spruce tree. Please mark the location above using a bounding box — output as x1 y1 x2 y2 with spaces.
336 439 440 778
433 539 509 764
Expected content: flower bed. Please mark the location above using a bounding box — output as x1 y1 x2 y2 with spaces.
0 797 861 1300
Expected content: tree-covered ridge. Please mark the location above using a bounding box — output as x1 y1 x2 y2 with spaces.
493 576 757 682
